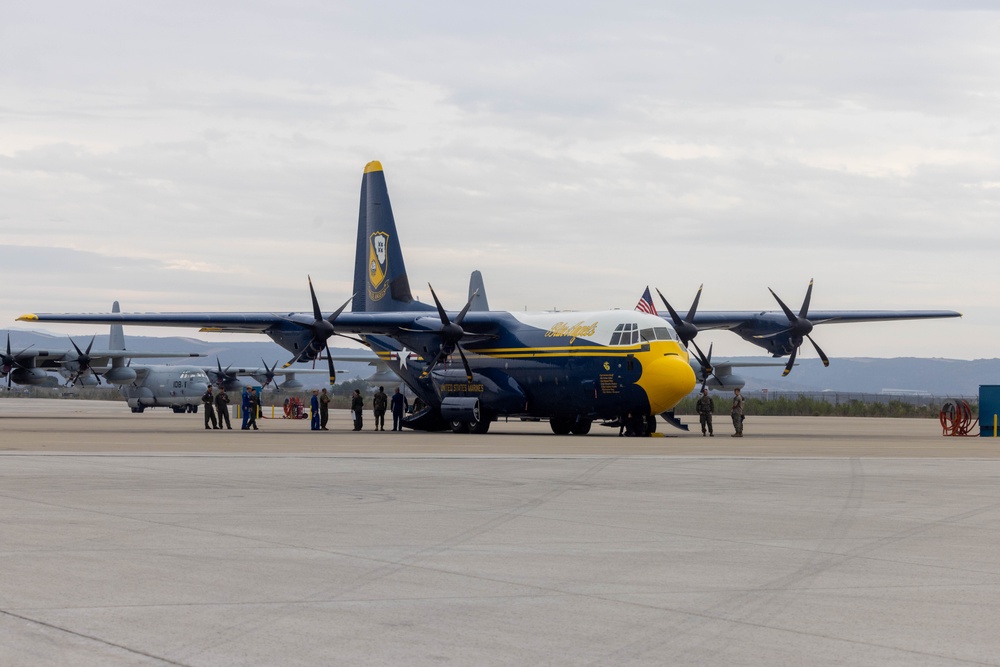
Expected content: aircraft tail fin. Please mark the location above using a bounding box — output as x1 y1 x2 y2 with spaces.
109 301 125 351
352 161 432 313
468 270 490 312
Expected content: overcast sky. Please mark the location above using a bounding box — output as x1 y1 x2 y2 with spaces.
2 1 998 360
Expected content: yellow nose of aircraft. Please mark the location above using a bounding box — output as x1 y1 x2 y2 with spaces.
638 353 697 415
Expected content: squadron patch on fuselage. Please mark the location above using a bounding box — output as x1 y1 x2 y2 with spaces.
368 231 390 301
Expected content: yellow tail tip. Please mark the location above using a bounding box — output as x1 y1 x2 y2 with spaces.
364 160 383 173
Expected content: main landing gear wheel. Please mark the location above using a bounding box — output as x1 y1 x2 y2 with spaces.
452 415 492 434
646 415 657 434
570 420 592 435
549 417 573 435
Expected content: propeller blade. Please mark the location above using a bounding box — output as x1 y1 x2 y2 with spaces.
782 346 798 377
806 334 830 367
308 275 323 321
324 342 336 385
768 288 798 323
324 294 355 325
455 290 479 326
456 345 473 382
799 279 814 318
685 284 703 322
428 283 450 325
656 289 685 329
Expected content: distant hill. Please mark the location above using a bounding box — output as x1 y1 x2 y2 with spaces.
720 356 993 397
4 329 994 396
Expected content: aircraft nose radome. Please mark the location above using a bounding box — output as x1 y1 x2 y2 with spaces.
640 355 697 415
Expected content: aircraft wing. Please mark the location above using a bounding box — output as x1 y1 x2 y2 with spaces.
9 349 202 369
18 312 291 333
690 309 962 331
17 311 448 336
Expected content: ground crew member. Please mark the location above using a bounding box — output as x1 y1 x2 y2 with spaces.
696 388 714 437
215 388 232 430
390 387 408 431
373 386 388 431
245 389 259 430
202 387 218 430
310 389 320 431
319 388 330 430
351 389 364 431
731 387 745 437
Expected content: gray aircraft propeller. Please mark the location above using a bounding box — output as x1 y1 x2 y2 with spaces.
63 336 99 385
2 335 33 387
761 279 830 377
214 358 239 388
259 359 279 390
694 342 719 391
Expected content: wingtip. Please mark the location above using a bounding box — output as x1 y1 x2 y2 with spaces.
16 314 37 322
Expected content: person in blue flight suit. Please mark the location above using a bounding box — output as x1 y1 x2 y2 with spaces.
310 389 320 431
390 386 408 431
241 387 251 430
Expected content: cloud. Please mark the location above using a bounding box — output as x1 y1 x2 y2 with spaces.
0 1 995 357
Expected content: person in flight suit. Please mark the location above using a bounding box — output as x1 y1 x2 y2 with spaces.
390 387 408 431
215 388 232 430
731 388 745 437
245 389 259 430
351 389 364 431
319 388 331 430
372 386 388 431
310 389 320 431
202 387 219 430
696 388 714 437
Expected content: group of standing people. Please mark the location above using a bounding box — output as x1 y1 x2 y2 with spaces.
695 387 745 437
348 386 409 431
201 386 258 430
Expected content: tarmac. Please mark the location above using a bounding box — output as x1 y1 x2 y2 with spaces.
3 398 1000 666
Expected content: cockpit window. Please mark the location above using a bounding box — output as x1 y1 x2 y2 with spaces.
640 326 676 342
610 322 639 346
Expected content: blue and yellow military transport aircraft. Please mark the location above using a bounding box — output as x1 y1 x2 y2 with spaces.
19 162 698 434
18 162 962 432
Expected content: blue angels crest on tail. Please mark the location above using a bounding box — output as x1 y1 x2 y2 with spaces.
352 161 429 313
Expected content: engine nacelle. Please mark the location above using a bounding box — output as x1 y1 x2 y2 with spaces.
440 396 481 423
11 368 60 387
103 366 137 384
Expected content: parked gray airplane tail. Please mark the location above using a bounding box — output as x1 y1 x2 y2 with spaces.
468 270 490 312
109 301 125 351
352 161 433 314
